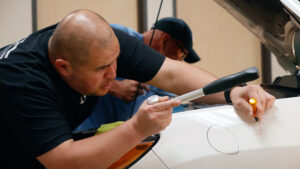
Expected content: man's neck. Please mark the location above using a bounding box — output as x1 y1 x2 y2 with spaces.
142 31 150 45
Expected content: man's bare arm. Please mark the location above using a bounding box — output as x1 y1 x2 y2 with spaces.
148 58 225 104
148 58 275 116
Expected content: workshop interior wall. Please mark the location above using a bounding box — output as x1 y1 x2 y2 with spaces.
146 0 175 30
177 0 262 84
36 0 138 31
0 0 32 47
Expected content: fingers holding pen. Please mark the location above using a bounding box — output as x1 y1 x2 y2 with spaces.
264 92 276 109
231 85 275 121
246 85 275 120
149 96 181 111
133 96 181 136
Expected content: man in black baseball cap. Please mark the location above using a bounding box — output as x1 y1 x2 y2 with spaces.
152 17 200 63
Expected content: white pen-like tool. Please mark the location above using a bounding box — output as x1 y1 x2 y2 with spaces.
147 67 259 105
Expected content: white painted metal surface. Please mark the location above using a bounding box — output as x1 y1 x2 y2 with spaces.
281 0 300 20
132 96 300 169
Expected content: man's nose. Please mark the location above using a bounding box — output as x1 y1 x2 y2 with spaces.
104 62 116 79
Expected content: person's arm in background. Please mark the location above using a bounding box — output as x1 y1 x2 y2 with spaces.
108 24 151 102
112 27 274 119
148 57 275 118
108 79 150 102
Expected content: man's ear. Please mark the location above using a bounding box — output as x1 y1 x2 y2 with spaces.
160 33 170 51
54 59 73 78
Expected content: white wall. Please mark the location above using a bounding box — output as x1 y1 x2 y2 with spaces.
0 0 32 47
271 53 291 82
177 0 262 83
36 0 138 31
146 0 174 30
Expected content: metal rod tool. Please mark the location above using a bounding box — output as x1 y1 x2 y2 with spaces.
147 67 259 104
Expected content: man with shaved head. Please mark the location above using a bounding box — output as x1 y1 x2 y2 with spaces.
49 10 120 96
0 9 274 169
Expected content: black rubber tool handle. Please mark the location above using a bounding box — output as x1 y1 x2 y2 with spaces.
203 67 259 95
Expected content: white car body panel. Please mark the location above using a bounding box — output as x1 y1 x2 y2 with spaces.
132 96 300 169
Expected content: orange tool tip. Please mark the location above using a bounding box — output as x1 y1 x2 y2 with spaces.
249 98 257 105
249 98 258 121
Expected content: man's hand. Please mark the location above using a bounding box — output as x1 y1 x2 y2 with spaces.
131 96 181 136
37 97 180 169
230 84 275 120
109 79 150 102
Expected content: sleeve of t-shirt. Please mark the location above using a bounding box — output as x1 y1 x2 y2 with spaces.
0 86 72 157
110 24 141 39
113 28 166 82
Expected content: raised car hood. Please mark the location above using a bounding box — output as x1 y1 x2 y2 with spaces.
215 0 300 74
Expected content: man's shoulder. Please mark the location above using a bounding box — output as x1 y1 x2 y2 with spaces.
0 52 59 101
0 22 55 87
111 24 143 40
0 64 58 96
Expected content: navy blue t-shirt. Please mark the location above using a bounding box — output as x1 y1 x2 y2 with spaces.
0 24 165 169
